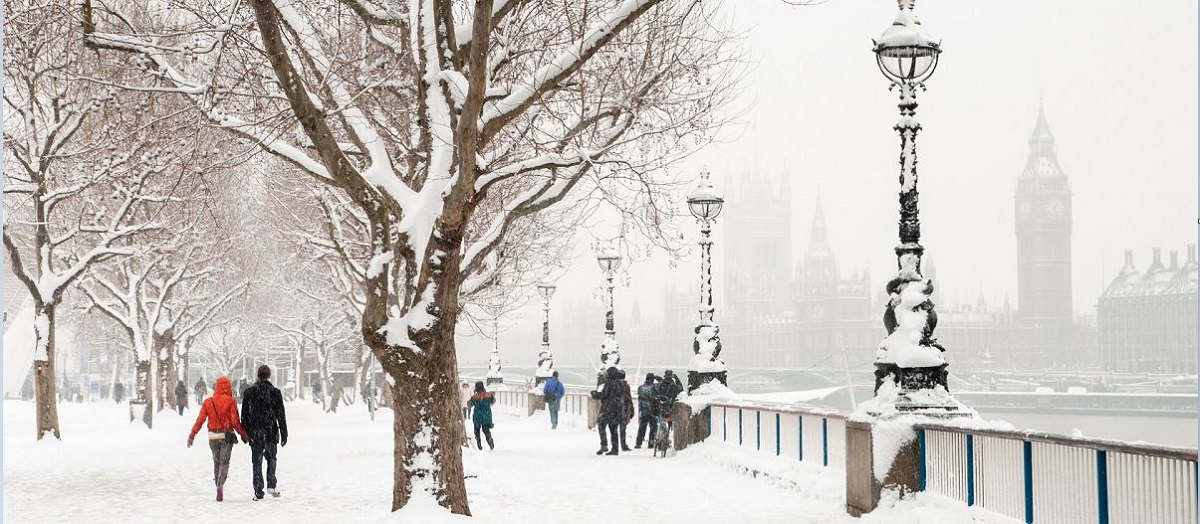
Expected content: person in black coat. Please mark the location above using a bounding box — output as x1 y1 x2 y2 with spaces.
174 380 188 415
240 365 289 500
590 366 626 456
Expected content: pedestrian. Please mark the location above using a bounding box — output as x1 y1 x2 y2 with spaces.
113 381 125 404
635 373 660 449
311 380 322 404
241 365 288 501
468 381 495 450
590 367 626 456
618 370 634 451
326 381 343 413
194 378 208 406
187 376 249 502
656 369 684 402
175 380 189 415
542 371 566 429
460 382 474 447
362 380 377 417
238 378 250 399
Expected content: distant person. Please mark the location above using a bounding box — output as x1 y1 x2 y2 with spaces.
311 380 322 404
468 381 496 450
656 370 683 403
195 379 208 405
362 380 377 418
241 365 288 500
635 373 660 449
326 381 343 413
113 381 125 404
238 378 250 399
590 367 626 456
187 376 249 502
542 371 566 429
460 382 474 447
618 370 633 451
175 380 189 415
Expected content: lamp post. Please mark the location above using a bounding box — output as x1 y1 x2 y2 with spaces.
685 170 727 393
534 284 557 386
871 0 950 401
486 317 503 386
595 244 622 382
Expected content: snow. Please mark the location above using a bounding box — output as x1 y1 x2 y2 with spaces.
4 399 1017 523
682 380 741 410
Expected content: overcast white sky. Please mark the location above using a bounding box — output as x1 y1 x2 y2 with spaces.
462 0 1198 362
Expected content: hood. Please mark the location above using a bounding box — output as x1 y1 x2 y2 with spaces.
605 367 621 380
214 376 233 396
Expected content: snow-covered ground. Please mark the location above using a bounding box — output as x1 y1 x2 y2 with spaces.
4 400 1014 523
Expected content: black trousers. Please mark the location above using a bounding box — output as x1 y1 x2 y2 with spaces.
473 423 493 449
597 422 619 452
250 441 278 496
635 415 657 446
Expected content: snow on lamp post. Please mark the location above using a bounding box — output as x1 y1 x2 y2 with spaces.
534 284 557 386
685 170 728 393
871 0 953 406
486 317 503 386
595 244 622 382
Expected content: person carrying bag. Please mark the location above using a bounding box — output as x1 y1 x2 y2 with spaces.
187 376 249 502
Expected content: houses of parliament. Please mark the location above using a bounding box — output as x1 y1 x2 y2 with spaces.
557 107 1196 379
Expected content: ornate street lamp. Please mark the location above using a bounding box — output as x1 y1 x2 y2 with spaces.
595 243 622 381
685 170 728 393
486 317 503 386
534 284 557 386
871 0 951 403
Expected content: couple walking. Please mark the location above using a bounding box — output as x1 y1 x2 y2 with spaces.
187 365 289 502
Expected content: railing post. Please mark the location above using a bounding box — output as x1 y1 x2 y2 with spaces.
966 433 975 506
723 407 727 442
707 405 712 438
775 413 781 456
756 410 761 451
798 416 804 462
1023 440 1034 524
738 408 743 446
822 417 829 467
1096 449 1109 524
918 428 927 491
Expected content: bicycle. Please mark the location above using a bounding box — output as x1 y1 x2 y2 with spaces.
650 395 673 457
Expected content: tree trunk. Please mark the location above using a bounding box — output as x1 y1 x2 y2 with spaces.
131 359 153 428
370 233 471 514
32 304 61 440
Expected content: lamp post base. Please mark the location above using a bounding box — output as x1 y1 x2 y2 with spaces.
533 376 550 386
874 362 948 393
687 370 727 393
486 377 504 386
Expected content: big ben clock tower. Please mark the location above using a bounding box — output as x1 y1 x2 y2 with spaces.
1014 105 1073 367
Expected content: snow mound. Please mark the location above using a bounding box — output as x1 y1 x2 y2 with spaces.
682 381 740 410
379 494 473 523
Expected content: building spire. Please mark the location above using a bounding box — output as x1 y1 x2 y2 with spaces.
1020 102 1066 179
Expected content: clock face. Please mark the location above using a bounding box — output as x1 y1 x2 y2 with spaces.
1043 198 1066 219
1018 199 1033 218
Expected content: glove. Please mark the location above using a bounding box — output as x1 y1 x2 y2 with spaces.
241 435 248 444
281 436 287 447
187 436 194 448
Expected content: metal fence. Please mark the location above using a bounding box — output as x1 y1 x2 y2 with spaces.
708 401 847 469
918 422 1199 524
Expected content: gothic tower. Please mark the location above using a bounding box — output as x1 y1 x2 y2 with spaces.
1014 104 1073 365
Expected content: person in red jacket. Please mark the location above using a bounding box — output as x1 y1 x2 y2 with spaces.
188 376 249 502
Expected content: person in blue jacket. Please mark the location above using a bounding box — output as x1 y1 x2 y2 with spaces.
542 371 566 429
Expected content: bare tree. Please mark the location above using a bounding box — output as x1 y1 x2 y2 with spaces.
85 0 737 512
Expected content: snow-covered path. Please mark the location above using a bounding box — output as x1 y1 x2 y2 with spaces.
4 400 1004 523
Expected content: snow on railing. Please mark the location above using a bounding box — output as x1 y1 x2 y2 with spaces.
707 400 847 470
917 421 1198 524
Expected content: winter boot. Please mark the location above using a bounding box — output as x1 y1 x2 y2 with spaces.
216 486 223 502
605 449 619 456
486 435 494 451
595 447 608 455
267 488 281 498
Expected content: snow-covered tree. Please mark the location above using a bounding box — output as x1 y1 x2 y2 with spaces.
85 0 736 512
1 1 215 438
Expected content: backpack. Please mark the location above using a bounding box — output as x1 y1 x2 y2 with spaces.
637 384 656 412
543 380 557 403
